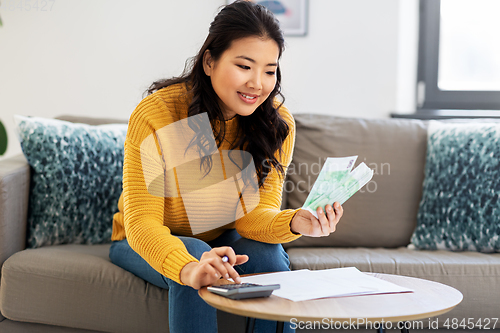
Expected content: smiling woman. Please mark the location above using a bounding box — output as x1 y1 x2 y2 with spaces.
108 1 343 333
202 36 280 119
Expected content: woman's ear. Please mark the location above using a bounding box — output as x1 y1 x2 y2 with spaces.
203 50 214 76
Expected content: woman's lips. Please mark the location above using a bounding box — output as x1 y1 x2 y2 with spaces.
238 92 259 104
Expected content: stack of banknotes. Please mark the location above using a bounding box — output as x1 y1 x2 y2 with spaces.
302 156 374 218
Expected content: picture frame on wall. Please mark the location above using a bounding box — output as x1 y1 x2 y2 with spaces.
227 0 308 36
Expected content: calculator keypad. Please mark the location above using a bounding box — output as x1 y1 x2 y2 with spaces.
217 283 259 290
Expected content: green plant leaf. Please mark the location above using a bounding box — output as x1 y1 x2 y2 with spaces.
0 120 7 155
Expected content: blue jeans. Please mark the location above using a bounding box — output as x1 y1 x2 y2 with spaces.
109 229 294 333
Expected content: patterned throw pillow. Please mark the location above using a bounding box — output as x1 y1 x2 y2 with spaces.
14 116 127 248
411 121 500 252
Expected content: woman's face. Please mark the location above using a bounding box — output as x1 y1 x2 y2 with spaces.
203 36 280 120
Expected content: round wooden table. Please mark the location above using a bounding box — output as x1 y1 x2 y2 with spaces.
199 272 463 333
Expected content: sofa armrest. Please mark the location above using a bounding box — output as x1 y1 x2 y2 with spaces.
0 154 30 267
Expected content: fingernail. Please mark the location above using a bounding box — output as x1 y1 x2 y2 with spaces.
225 273 229 279
215 273 219 278
327 206 333 213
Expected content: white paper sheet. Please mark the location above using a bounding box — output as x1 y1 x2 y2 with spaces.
239 267 413 302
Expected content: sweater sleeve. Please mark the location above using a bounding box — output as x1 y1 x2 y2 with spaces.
123 94 198 285
234 107 302 243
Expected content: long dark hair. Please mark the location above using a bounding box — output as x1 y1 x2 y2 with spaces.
146 0 289 188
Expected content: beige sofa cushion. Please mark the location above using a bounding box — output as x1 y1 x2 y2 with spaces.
284 115 428 248
0 320 103 333
0 244 169 333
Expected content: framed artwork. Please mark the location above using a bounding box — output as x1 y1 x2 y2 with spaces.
227 0 308 36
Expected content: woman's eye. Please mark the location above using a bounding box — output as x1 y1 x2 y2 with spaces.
266 71 276 76
237 65 251 70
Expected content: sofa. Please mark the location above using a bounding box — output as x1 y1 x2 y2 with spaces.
1 113 499 333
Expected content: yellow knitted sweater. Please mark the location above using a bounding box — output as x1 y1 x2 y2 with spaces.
112 83 301 284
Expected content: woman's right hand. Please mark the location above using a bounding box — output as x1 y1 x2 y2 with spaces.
180 246 249 290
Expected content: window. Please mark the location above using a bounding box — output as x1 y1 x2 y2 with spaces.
418 0 500 110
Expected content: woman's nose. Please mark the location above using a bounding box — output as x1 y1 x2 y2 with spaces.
247 73 262 90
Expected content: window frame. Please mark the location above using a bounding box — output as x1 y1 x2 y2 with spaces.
418 0 500 110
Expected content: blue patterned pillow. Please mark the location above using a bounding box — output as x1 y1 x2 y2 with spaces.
412 121 500 252
14 116 127 248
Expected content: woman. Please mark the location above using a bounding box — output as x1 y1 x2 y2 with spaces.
110 1 343 332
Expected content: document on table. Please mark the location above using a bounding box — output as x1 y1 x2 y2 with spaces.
239 267 413 302
302 156 374 218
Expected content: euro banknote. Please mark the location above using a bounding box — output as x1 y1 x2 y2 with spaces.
302 156 374 218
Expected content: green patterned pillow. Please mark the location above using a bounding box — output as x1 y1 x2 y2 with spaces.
412 121 500 252
14 116 127 248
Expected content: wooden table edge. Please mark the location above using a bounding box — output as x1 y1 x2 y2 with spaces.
199 272 463 324
199 293 460 324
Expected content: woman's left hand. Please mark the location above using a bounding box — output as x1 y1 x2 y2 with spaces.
290 202 343 237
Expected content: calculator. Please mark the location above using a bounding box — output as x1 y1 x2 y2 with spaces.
207 283 280 300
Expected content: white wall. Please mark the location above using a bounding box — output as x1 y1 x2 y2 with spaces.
281 0 418 117
0 0 418 159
